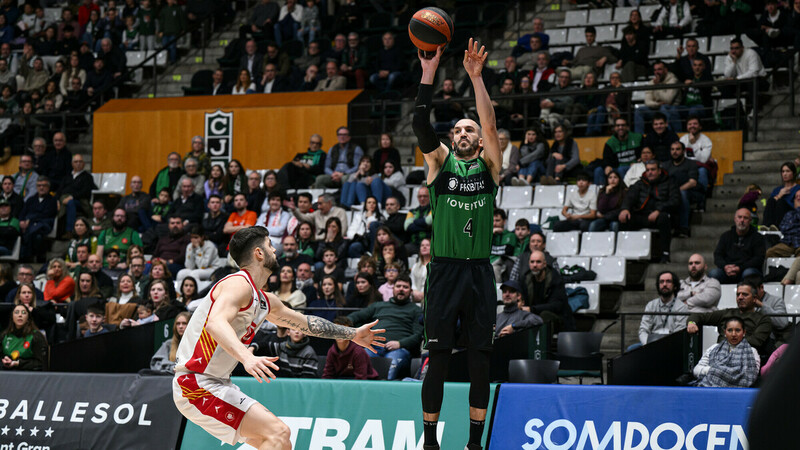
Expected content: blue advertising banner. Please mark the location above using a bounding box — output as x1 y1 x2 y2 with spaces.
181 378 497 449
489 385 756 450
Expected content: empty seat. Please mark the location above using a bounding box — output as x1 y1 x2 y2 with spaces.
766 258 795 269
702 326 719 353
580 232 616 257
501 186 533 208
91 172 102 187
567 282 600 314
407 186 422 209
591 256 626 285
549 29 568 46
595 25 616 43
784 285 800 314
588 8 612 25
638 4 659 21
567 27 586 45
615 231 651 259
547 231 580 256
764 284 783 299
630 81 648 103
718 284 737 309
532 185 565 208
712 56 727 76
558 256 591 270
694 36 709 53
96 173 126 194
566 184 598 199
0 237 20 261
563 10 587 27
653 39 681 58
539 208 565 228
709 35 735 54
612 6 635 23
506 208 539 231
125 51 145 67
741 34 757 50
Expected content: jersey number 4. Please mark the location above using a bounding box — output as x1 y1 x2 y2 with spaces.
463 218 473 237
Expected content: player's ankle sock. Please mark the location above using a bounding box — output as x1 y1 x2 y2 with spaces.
469 419 485 446
423 420 439 446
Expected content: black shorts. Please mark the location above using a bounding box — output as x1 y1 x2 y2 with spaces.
423 257 497 351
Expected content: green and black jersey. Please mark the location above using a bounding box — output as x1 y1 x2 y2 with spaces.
428 153 497 260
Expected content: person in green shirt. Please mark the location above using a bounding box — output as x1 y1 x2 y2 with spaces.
490 208 516 282
96 208 143 263
0 198 20 256
512 218 531 257
413 39 502 450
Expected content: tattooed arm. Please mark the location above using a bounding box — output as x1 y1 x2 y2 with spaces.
265 292 386 351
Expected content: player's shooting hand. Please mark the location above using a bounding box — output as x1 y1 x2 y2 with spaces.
352 319 386 353
244 355 280 384
418 45 444 81
463 38 487 79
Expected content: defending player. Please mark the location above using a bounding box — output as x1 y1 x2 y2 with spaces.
172 226 385 449
413 39 502 450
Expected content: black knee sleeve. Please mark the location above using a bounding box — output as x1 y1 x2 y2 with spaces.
421 349 451 413
467 349 491 410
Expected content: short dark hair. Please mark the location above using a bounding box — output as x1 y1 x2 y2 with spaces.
297 192 312 203
724 316 745 329
190 225 203 236
652 112 667 122
229 227 269 266
268 191 284 202
493 208 507 220
656 270 680 296
105 248 120 257
207 194 222 203
736 281 758 296
731 37 743 47
76 243 90 253
585 26 596 34
514 218 530 228
395 273 412 286
576 172 590 182
622 25 636 36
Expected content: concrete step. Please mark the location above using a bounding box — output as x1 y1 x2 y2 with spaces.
743 149 798 161
722 171 773 185
706 197 741 212
756 118 800 130
744 141 800 151
734 160 795 172
669 238 717 253
750 130 800 142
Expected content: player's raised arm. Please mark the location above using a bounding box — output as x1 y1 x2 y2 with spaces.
464 38 501 185
266 293 386 352
205 277 280 383
413 46 450 185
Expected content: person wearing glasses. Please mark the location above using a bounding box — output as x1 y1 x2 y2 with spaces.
723 38 768 92
4 264 43 303
313 126 363 189
277 133 327 189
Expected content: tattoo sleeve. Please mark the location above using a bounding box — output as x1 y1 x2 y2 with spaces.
275 315 356 340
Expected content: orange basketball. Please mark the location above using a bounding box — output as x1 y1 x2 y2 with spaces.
408 7 454 53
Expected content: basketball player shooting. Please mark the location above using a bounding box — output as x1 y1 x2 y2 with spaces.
413 39 501 450
172 226 385 450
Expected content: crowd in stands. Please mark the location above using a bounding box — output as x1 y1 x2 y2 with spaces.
2 0 799 387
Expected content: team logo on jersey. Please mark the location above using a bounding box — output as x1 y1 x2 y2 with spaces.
448 177 458 190
225 412 235 422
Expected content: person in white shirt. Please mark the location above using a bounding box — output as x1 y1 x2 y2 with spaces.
723 38 767 90
676 253 721 312
256 192 291 253
679 117 714 190
653 0 692 38
553 172 597 232
634 271 688 349
176 226 226 283
624 145 655 188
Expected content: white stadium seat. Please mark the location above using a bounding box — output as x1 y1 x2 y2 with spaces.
580 232 616 257
709 35 735 54
558 256 591 270
588 9 612 25
783 285 800 314
615 231 651 260
591 256 626 285
764 284 784 300
547 231 580 257
766 258 795 269
567 283 600 314
653 39 681 59
506 208 539 231
563 10 587 27
549 29 568 46
612 7 634 24
718 284 737 310
500 186 533 208
539 208 565 228
567 27 586 45
595 25 616 43
532 185 565 208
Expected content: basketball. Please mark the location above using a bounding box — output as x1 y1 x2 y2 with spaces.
408 7 454 53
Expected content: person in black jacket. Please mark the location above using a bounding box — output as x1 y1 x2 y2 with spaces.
709 208 766 283
619 160 680 263
523 250 574 332
201 195 227 255
169 178 204 228
746 0 792 50
1 176 24 218
616 26 650 82
20 177 58 261
369 32 406 92
57 154 96 236
670 38 712 82
41 132 72 192
642 113 679 163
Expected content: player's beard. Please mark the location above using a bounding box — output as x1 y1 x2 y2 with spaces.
454 137 480 158
263 251 279 274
